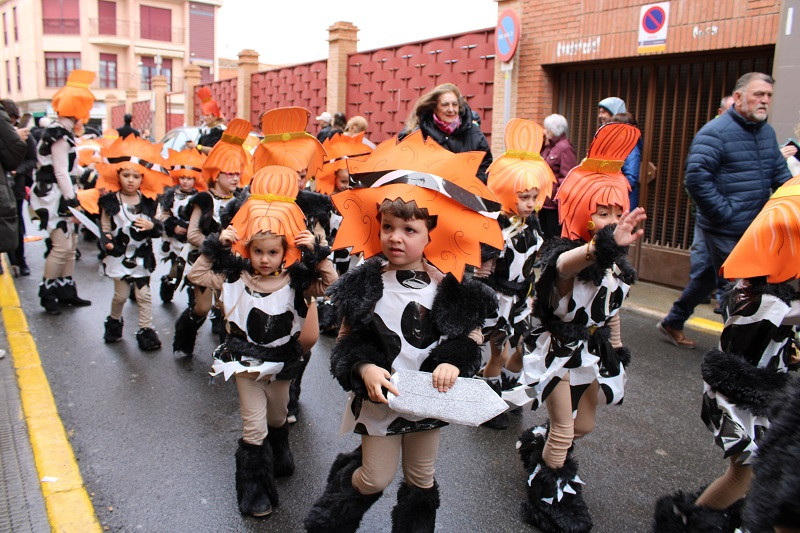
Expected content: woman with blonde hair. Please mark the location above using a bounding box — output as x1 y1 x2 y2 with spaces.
400 82 492 182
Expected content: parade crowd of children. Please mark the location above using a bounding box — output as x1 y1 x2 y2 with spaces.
22 71 798 533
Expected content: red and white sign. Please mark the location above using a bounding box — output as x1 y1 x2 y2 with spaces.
495 8 521 63
638 2 670 54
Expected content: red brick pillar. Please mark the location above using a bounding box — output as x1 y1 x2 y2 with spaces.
184 64 201 127
326 21 359 117
152 75 168 140
237 49 260 123
491 0 524 155
104 93 119 131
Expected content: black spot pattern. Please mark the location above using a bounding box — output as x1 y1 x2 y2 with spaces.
396 270 431 289
400 302 439 349
370 313 402 360
570 383 590 412
246 309 295 345
590 286 608 324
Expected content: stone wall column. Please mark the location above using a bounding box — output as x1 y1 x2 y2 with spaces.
152 75 168 140
237 49 260 123
326 21 359 115
184 63 202 126
104 93 119 130
124 88 138 113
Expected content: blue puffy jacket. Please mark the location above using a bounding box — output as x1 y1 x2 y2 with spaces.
685 107 791 237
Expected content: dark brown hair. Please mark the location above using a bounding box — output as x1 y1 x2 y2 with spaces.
377 198 436 231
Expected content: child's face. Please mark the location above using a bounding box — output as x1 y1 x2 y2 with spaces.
178 175 196 193
216 172 240 194
590 204 624 236
297 169 309 190
248 234 285 275
380 212 429 270
118 168 143 195
334 169 350 192
516 188 538 218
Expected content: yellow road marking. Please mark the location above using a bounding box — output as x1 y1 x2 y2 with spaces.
0 257 101 533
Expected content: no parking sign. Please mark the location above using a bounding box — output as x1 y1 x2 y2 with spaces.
638 2 670 54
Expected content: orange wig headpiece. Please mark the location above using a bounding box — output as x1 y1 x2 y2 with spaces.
167 149 207 191
316 132 374 195
721 176 800 283
198 86 222 118
52 70 96 122
253 107 326 177
230 165 307 266
486 119 556 215
202 118 253 184
78 135 170 213
333 130 503 280
557 123 640 242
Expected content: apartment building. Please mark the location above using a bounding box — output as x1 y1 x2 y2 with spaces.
0 0 221 123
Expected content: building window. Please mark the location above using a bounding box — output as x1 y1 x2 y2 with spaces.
98 0 116 35
45 52 81 87
42 0 80 35
99 53 117 88
16 57 21 91
3 12 7 45
12 7 17 41
140 5 171 42
5 61 10 93
139 56 172 90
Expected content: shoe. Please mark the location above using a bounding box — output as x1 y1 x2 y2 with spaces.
39 279 62 315
104 316 124 343
19 264 30 276
136 327 162 351
713 305 723 315
657 322 696 350
55 277 92 307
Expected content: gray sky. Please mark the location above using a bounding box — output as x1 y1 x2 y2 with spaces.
218 1 499 65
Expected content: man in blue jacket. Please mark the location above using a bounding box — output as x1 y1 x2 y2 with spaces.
658 72 791 348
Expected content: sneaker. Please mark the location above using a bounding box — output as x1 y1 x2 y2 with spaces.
657 322 696 349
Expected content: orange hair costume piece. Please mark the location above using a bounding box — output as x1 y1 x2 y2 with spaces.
167 149 208 191
557 123 640 243
332 131 503 280
316 132 374 195
52 70 96 122
486 119 556 215
198 86 222 118
78 135 170 214
253 107 326 177
721 176 800 283
202 118 253 184
230 165 307 267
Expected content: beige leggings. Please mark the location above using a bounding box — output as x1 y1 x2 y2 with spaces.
542 377 600 469
43 228 77 279
351 428 441 495
235 374 291 445
111 279 153 328
694 455 753 510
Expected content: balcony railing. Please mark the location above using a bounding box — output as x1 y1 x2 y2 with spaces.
88 18 130 38
43 18 80 35
133 22 184 44
86 19 184 44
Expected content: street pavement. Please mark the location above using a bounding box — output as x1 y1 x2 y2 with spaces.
7 235 725 532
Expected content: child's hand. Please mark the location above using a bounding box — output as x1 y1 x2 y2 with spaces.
432 363 459 393
174 225 187 236
613 207 647 246
295 229 315 251
134 217 154 231
104 233 114 250
219 225 238 246
360 364 399 404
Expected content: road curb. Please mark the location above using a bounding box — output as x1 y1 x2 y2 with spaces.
0 257 101 533
624 303 724 335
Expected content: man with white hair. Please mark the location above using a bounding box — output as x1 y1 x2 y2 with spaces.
315 111 332 143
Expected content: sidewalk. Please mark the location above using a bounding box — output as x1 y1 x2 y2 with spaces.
0 264 720 532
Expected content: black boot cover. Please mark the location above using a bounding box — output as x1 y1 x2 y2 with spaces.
136 327 162 351
173 307 206 356
56 276 92 306
159 275 178 303
390 481 440 533
235 439 278 518
287 355 309 422
39 279 61 315
653 490 741 533
480 379 509 430
317 299 340 335
304 447 382 533
210 306 226 342
104 316 123 343
267 424 295 478
517 424 591 533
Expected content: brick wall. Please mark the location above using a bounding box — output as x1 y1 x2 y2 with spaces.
193 78 238 123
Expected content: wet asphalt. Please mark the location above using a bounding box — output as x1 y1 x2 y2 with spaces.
14 235 724 533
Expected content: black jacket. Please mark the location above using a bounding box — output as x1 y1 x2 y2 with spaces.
10 135 37 200
0 105 26 176
400 101 493 183
116 124 140 138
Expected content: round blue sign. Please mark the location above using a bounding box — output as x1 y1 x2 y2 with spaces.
495 8 520 62
643 6 666 34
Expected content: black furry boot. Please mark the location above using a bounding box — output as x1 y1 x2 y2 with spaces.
159 275 178 303
39 278 61 315
235 439 279 518
317 299 340 335
56 277 92 306
653 490 740 532
104 316 123 343
173 308 206 357
136 327 161 351
210 306 226 343
517 424 591 533
267 424 295 478
287 355 309 423
390 481 440 533
304 447 382 532
480 379 509 430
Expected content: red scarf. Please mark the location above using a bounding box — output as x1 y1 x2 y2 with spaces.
432 113 461 135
